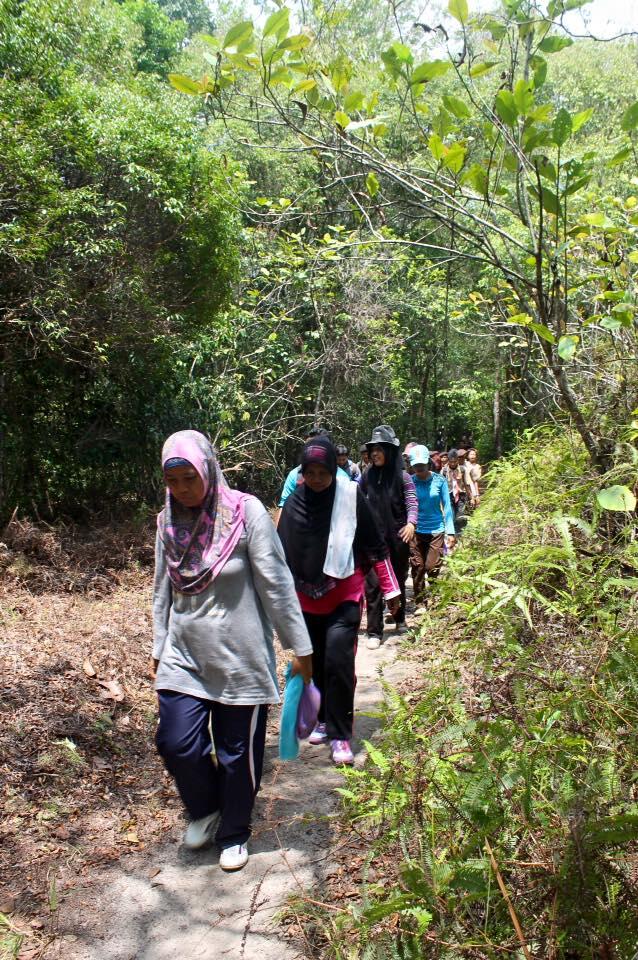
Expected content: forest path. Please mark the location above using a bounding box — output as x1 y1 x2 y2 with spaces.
50 626 413 960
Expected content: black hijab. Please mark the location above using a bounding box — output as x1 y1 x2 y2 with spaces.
279 438 389 597
278 438 337 594
361 442 407 544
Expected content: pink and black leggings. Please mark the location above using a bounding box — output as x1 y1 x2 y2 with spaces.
302 600 361 741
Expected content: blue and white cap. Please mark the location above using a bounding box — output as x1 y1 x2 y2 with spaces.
409 444 430 466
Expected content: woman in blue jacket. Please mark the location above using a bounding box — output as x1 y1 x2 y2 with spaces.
408 445 456 601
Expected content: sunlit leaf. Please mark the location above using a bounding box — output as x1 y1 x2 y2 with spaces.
513 78 534 116
344 90 364 111
263 7 289 39
168 73 202 95
494 90 518 126
470 61 497 78
529 322 556 343
443 94 471 119
448 0 469 23
428 132 445 162
538 35 573 53
278 33 311 51
443 142 466 174
412 60 452 84
553 107 572 147
366 171 380 197
222 20 253 52
557 335 579 360
462 163 488 194
607 144 633 167
532 55 547 88
294 78 316 93
597 486 637 512
621 101 638 132
572 107 593 132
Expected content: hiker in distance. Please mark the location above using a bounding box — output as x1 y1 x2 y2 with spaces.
361 425 417 649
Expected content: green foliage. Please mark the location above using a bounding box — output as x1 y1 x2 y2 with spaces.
306 430 638 957
0 0 240 517
184 0 638 469
122 0 187 73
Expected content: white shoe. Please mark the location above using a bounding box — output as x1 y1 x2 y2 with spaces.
220 843 249 871
308 722 328 744
366 635 382 650
183 812 219 850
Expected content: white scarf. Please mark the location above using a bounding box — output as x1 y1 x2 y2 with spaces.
323 475 357 579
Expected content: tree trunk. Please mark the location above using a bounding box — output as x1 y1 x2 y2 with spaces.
493 388 502 459
540 341 607 469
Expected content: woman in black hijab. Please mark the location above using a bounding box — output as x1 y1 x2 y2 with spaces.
278 437 400 765
360 425 418 648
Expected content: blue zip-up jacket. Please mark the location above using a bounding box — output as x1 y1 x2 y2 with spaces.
413 472 456 536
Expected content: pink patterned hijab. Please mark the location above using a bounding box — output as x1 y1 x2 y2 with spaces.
158 430 248 595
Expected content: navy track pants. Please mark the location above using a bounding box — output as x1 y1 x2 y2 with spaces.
156 691 268 848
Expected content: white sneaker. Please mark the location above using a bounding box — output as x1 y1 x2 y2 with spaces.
366 635 382 650
220 843 249 871
308 722 328 744
183 812 219 850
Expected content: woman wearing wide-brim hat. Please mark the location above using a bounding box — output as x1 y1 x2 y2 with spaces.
360 425 418 648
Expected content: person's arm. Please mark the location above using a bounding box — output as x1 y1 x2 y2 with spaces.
151 530 172 676
246 501 314 663
277 467 299 509
398 472 417 543
440 479 456 544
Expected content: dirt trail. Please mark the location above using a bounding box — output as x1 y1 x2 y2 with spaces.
50 630 412 960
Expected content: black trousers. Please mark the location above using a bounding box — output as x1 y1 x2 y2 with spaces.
302 601 361 740
365 537 410 636
156 691 268 848
453 494 469 536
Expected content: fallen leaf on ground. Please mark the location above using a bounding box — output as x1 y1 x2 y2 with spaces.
82 659 96 677
0 893 16 913
97 680 125 702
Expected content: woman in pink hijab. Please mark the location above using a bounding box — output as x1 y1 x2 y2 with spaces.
152 431 312 872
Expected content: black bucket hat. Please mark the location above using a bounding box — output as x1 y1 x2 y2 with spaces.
366 424 400 448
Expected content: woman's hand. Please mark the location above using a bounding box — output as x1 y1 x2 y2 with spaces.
398 522 415 544
291 654 313 684
386 596 401 616
445 535 456 550
149 657 159 680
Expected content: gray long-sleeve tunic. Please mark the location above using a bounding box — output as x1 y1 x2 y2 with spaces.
152 497 313 705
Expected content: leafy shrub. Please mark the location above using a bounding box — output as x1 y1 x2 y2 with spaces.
311 429 638 958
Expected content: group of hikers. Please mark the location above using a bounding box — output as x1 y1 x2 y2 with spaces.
151 425 482 872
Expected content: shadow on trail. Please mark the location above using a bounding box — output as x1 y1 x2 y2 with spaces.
48 638 410 960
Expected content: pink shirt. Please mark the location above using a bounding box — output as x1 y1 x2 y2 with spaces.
298 558 400 615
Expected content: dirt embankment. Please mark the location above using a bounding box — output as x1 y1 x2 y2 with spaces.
0 518 177 957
